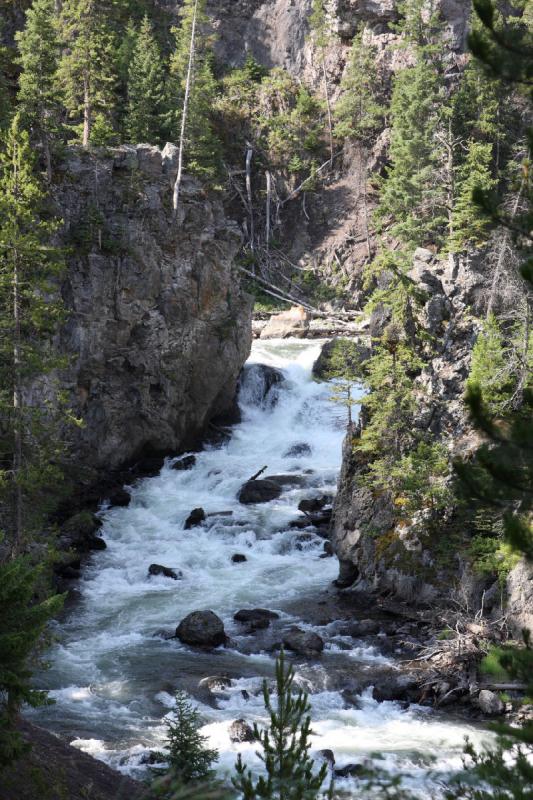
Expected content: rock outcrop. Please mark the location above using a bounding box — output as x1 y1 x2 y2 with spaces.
50 144 252 479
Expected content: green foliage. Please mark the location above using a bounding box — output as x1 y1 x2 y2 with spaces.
233 649 330 800
467 315 518 415
334 28 385 144
161 690 218 786
469 535 519 585
58 0 118 145
0 554 64 768
15 0 63 177
0 115 72 548
125 15 166 145
391 441 453 515
451 140 497 251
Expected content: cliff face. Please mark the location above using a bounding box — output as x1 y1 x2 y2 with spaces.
51 144 252 474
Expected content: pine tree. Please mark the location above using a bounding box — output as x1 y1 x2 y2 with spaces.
451 140 497 251
163 691 218 784
0 115 67 553
58 0 118 146
0 555 64 768
233 649 330 800
15 0 63 182
167 0 221 201
125 15 166 145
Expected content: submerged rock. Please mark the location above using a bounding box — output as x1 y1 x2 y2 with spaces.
184 508 206 529
148 564 181 580
264 474 307 488
176 610 226 647
172 455 196 471
231 553 247 563
198 676 232 692
234 609 280 623
237 479 282 504
283 626 324 656
228 719 255 743
284 442 312 458
239 363 285 408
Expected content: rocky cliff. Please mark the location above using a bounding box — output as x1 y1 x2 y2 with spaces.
50 144 252 478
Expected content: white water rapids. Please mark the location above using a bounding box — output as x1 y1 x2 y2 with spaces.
30 339 489 795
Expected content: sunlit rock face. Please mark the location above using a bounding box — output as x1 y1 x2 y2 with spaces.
52 144 252 473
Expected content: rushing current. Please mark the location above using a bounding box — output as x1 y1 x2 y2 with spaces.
30 339 488 795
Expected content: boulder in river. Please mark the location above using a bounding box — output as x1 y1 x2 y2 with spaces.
260 306 310 339
298 496 331 514
316 749 335 766
477 689 505 715
283 626 324 656
148 564 182 580
239 363 285 408
199 675 232 692
237 479 282 504
176 610 226 647
231 553 247 563
284 442 312 458
172 455 196 471
234 609 280 623
107 487 131 507
264 474 307 488
184 507 206 529
228 719 255 743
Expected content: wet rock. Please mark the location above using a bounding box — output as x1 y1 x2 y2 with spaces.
231 553 247 563
340 619 380 637
58 511 103 552
87 535 107 551
284 443 312 458
334 763 366 778
107 487 131 508
316 749 335 766
372 674 419 704
239 363 285 408
294 533 316 550
172 455 196 471
152 629 176 640
148 564 182 580
176 610 226 647
237 479 282 504
184 508 206 529
322 541 334 557
58 565 82 580
477 689 505 716
234 609 280 624
264 474 307 488
298 496 331 514
229 719 255 743
199 676 232 692
139 750 166 766
283 626 324 656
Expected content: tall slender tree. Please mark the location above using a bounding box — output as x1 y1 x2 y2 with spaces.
0 115 66 554
125 15 166 144
15 0 63 181
58 0 118 146
309 0 334 166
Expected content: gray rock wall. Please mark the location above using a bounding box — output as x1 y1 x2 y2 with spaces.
50 144 252 474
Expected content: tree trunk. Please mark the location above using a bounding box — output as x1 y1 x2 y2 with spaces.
321 53 334 167
172 0 199 220
265 169 271 254
82 72 91 148
12 250 23 556
245 144 254 253
360 146 371 259
487 180 525 318
43 130 52 183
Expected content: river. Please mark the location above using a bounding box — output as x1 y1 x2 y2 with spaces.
30 338 488 796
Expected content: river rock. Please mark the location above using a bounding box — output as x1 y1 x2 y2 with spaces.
372 674 419 703
172 455 196 471
184 508 206 529
316 749 335 766
237 479 282 504
239 363 285 408
231 553 247 563
283 627 324 656
148 564 182 580
260 306 310 339
107 487 131 508
234 609 280 623
264 474 307 488
228 719 255 743
58 512 105 553
334 763 366 778
298 496 331 514
198 676 232 692
477 689 505 715
176 611 226 647
284 442 312 458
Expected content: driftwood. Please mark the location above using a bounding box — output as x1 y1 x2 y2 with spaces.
249 466 268 481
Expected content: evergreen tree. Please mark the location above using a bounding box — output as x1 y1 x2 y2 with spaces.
166 0 221 186
233 649 330 800
451 140 497 251
0 115 67 553
58 0 118 146
0 555 64 768
15 0 63 182
125 15 166 144
162 690 218 785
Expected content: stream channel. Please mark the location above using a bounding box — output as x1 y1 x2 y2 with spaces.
30 338 489 796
